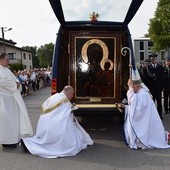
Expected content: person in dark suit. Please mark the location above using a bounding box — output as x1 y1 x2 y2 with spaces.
148 53 164 119
163 56 170 114
139 59 152 90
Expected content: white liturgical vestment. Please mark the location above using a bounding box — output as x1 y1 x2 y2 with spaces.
0 65 33 144
124 87 170 149
22 92 93 158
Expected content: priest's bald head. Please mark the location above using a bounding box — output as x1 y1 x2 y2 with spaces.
62 86 74 100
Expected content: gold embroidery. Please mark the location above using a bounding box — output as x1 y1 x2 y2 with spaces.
41 98 69 114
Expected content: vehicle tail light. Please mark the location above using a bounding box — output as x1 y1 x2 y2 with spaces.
51 78 57 95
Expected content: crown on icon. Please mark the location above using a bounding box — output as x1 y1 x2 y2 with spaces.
89 12 100 21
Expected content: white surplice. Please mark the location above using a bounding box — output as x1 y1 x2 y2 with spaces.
124 87 170 149
0 65 33 144
22 92 94 158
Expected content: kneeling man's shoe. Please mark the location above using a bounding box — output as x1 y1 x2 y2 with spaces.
20 139 29 153
2 144 17 148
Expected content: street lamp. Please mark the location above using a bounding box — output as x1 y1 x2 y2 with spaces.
1 27 12 52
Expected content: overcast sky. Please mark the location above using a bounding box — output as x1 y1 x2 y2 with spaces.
0 0 159 48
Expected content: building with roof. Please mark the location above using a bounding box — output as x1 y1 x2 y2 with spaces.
133 37 170 67
0 38 33 69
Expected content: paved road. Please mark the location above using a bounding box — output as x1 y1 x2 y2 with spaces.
1 86 170 170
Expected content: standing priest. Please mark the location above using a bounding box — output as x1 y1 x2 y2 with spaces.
0 53 33 148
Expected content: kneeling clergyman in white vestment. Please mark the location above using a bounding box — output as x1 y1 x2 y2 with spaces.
21 86 94 158
0 53 33 148
123 69 170 149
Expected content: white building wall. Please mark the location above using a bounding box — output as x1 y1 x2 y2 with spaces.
0 42 32 69
134 38 152 67
133 38 169 68
22 52 32 70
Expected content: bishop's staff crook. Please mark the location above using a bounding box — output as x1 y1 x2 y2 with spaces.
121 47 132 79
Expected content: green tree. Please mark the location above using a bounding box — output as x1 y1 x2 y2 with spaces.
148 0 170 51
37 43 54 67
9 63 23 72
143 33 149 38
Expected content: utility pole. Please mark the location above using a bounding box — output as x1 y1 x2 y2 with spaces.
0 27 12 52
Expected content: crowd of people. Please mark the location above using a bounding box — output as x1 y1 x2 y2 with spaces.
139 54 170 118
13 67 51 97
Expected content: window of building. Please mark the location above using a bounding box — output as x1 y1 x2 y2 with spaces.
8 53 16 60
23 53 26 60
140 52 144 61
29 54 32 60
148 41 154 50
140 41 144 50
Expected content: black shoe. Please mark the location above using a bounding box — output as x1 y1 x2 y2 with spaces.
20 139 29 153
2 144 17 148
